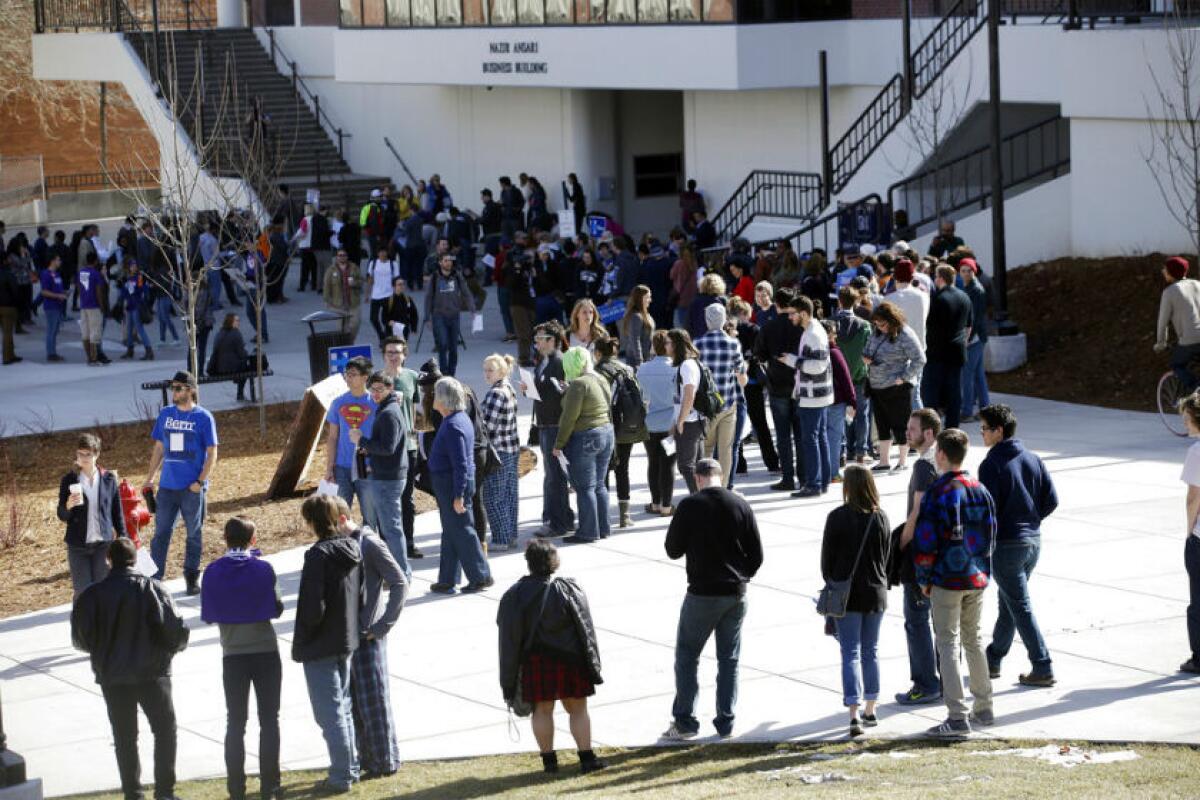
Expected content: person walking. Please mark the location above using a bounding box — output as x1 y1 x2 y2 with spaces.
922 264 973 429
554 346 615 544
915 429 998 738
862 302 925 472
695 304 746 482
351 371 411 579
200 516 284 800
323 248 364 341
40 253 68 362
480 354 521 550
821 465 891 737
337 497 408 781
294 494 364 793
894 409 944 706
428 377 494 594
1155 256 1200 391
978 403 1058 687
143 371 219 594
1178 393 1200 674
660 459 763 740
785 295 833 498
497 539 607 775
117 259 155 361
424 253 475 377
593 335 647 528
71 538 190 800
523 322 575 538
639 331 679 516
381 277 419 343
323 356 377 523
365 247 400 342
380 337 424 560
57 433 129 598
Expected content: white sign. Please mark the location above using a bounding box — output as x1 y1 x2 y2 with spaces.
306 188 321 205
557 209 576 239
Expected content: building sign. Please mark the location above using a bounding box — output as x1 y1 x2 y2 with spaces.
482 40 548 75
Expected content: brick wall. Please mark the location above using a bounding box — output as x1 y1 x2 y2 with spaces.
851 0 943 18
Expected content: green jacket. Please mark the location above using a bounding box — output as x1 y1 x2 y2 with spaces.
555 373 612 450
834 309 870 384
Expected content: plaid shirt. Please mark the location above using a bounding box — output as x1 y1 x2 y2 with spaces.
695 330 745 411
914 470 997 590
480 379 520 453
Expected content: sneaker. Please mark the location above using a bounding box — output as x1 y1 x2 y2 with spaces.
894 687 942 705
790 487 822 498
769 480 795 491
926 718 971 739
849 717 864 737
989 666 1001 679
407 549 425 560
969 709 995 726
659 505 674 517
561 535 597 545
862 713 878 727
1180 658 1200 674
1018 672 1056 687
462 578 495 593
533 524 566 538
429 583 456 594
660 722 698 741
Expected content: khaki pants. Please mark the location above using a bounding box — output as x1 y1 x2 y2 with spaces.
80 308 103 343
703 404 737 481
930 586 992 721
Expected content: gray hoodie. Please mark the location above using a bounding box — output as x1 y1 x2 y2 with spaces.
424 268 475 320
351 526 408 638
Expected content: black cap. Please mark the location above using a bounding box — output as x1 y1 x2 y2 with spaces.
171 370 198 388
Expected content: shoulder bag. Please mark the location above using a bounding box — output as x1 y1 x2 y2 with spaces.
816 512 878 619
509 579 556 717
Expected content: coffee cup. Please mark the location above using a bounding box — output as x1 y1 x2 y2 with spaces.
69 483 82 497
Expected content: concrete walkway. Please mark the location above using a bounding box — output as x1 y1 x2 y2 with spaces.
2 271 1198 797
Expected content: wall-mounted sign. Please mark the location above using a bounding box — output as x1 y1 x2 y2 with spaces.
482 40 548 75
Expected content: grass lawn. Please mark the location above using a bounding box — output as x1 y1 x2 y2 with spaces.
59 739 1200 800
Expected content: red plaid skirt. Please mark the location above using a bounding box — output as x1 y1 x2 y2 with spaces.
521 653 595 703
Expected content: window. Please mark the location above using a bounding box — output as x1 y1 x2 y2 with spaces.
633 153 682 198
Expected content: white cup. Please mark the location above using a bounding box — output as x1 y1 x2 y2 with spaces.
69 484 82 498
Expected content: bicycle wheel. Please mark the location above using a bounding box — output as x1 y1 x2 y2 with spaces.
1158 371 1189 437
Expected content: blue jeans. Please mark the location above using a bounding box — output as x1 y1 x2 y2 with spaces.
156 295 179 343
302 655 358 789
151 485 206 577
903 581 940 695
849 382 870 459
673 307 689 330
482 450 519 546
796 406 830 491
44 306 62 357
727 397 748 489
986 536 1052 674
245 287 268 342
539 426 575 534
768 394 803 485
671 593 747 736
432 472 491 587
333 465 375 527
125 312 151 350
432 313 461 376
497 286 514 336
836 611 883 707
960 339 989 417
208 268 225 308
565 425 615 541
368 476 411 580
824 402 845 480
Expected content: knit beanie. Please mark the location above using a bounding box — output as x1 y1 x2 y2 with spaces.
1166 256 1190 281
705 302 727 331
562 346 590 381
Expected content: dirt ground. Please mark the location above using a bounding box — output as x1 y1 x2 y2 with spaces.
0 403 533 618
988 253 1183 412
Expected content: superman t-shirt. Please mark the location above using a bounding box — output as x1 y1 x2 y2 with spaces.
326 391 376 469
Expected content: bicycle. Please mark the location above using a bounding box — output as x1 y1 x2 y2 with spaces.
1157 354 1200 436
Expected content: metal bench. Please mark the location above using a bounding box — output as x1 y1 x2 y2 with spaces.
142 369 274 406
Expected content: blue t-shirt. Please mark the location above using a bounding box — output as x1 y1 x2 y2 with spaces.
152 404 219 490
326 391 376 469
39 269 66 312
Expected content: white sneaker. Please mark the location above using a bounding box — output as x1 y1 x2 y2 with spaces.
660 722 698 741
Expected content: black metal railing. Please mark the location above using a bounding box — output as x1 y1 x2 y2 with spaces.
383 137 419 187
44 169 161 193
887 114 1069 236
260 28 350 162
829 75 906 195
1001 0 1153 26
911 0 986 99
34 0 213 32
709 170 824 245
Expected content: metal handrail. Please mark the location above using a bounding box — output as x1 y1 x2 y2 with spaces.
910 0 987 99
44 169 161 194
710 169 824 245
701 192 885 262
383 137 419 187
886 115 1069 236
260 27 351 161
830 75 906 194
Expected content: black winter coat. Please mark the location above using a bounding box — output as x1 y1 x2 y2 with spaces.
57 469 128 547
497 575 602 700
292 535 363 663
71 566 189 685
360 392 409 481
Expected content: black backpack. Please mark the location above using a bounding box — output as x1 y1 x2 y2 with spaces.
604 365 647 438
678 359 724 420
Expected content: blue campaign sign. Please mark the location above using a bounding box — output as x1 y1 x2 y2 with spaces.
837 199 892 252
329 344 372 376
597 299 626 325
586 215 608 239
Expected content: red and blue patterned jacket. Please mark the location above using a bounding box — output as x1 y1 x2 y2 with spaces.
914 470 996 590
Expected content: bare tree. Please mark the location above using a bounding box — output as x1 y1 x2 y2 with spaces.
1144 7 1200 261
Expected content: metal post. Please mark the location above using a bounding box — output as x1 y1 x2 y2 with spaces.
819 50 832 208
268 28 276 64
151 0 162 84
186 0 192 29
987 0 1014 332
902 0 913 110
291 60 297 91
338 129 344 159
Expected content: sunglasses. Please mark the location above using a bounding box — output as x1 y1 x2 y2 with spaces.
170 384 188 392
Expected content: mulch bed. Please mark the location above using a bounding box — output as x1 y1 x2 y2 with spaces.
0 403 534 618
988 253 1184 412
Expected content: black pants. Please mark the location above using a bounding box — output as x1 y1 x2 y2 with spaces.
743 382 779 471
604 441 634 501
298 249 318 291
402 451 418 553
922 359 963 430
223 651 282 800
644 432 677 508
101 677 177 800
369 298 390 342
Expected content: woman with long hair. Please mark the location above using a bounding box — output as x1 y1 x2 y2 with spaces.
666 328 706 493
568 298 606 351
669 243 699 329
862 302 925 472
620 285 654 368
593 335 647 527
821 464 891 737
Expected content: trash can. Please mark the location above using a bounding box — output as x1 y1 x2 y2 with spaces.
303 310 353 384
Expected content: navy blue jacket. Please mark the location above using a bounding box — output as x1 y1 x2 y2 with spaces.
428 410 475 499
360 392 409 481
57 469 128 547
977 438 1057 542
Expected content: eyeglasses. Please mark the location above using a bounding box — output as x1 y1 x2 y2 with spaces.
170 385 188 392
368 385 389 394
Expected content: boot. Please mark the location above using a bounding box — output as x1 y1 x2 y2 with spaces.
97 346 111 364
184 570 200 596
85 342 99 366
618 500 631 528
120 346 135 360
140 347 154 361
540 751 558 774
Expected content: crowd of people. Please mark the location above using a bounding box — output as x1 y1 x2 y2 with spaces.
41 180 1200 799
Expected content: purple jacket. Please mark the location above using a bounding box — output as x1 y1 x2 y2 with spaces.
201 549 283 625
829 345 857 408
